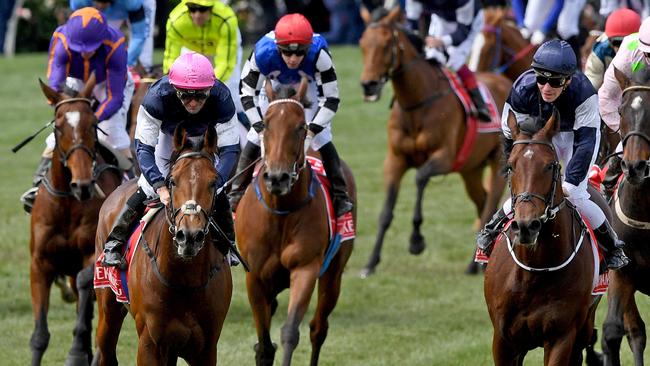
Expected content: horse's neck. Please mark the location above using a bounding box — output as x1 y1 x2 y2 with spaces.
49 153 71 191
618 179 650 221
390 38 446 106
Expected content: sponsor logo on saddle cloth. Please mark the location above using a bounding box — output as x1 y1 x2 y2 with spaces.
94 206 162 303
440 68 502 171
474 216 609 296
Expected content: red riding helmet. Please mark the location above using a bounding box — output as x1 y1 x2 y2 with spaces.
274 13 313 49
605 8 641 38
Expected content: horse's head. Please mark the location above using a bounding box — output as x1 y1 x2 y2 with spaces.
167 125 219 258
359 7 404 101
40 75 98 201
506 109 563 245
614 66 650 184
261 77 310 195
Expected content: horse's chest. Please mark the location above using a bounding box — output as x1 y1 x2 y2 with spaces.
389 130 435 161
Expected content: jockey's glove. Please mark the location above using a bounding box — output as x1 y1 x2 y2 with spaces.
531 30 546 46
520 27 531 40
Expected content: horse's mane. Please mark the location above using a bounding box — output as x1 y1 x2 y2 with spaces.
166 133 206 169
272 84 312 108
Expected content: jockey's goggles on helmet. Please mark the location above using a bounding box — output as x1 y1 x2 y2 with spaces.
534 70 568 88
187 4 212 13
609 37 624 48
175 88 211 102
277 43 309 57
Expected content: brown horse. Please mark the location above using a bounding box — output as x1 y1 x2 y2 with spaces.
601 68 650 365
359 7 511 276
471 6 535 82
29 76 122 365
484 110 601 364
235 79 355 366
93 125 233 365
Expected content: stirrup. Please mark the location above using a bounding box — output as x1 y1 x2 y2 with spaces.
334 198 354 218
606 249 630 270
228 252 240 266
101 251 127 270
20 187 39 214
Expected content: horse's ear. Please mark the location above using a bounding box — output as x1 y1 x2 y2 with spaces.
173 125 188 151
383 6 401 24
360 6 371 25
539 107 561 138
264 80 275 102
78 72 97 99
296 75 309 101
507 109 519 139
613 66 630 90
204 126 218 155
39 78 62 105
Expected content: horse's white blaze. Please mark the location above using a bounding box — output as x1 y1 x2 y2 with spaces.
524 149 534 159
65 111 80 128
632 95 643 111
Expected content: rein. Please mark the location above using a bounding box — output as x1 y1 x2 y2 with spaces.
482 24 535 75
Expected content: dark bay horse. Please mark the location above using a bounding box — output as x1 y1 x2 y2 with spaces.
359 7 511 276
601 67 650 365
93 125 232 365
29 76 122 365
471 6 535 82
484 110 601 364
235 79 355 366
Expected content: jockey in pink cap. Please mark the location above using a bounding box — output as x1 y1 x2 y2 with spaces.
101 52 241 268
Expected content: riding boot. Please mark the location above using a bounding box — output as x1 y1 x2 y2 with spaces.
20 157 51 214
319 142 354 217
211 193 239 266
456 64 491 122
227 143 260 212
476 208 508 256
602 155 622 201
593 220 630 270
101 188 147 269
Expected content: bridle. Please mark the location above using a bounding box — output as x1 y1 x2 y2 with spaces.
165 151 217 244
620 85 650 179
482 24 535 75
53 98 98 168
509 140 565 223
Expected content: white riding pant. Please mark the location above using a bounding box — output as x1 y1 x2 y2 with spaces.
139 0 156 68
45 74 135 154
245 80 332 151
557 0 586 39
501 131 606 227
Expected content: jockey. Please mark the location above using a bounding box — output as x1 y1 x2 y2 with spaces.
70 0 155 69
163 0 247 148
585 8 641 89
404 0 492 121
20 7 134 213
511 0 565 45
476 39 630 269
598 16 650 199
229 13 354 218
101 52 241 268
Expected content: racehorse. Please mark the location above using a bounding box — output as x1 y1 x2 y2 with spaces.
235 79 355 366
601 67 650 365
29 76 122 365
471 6 535 82
484 109 602 364
93 125 233 365
359 7 511 276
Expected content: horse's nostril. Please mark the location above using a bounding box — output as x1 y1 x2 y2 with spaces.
511 221 520 232
195 231 205 244
175 230 186 244
279 172 291 183
529 219 542 233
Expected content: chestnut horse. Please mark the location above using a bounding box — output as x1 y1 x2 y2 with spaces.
29 76 122 365
359 7 511 276
484 110 601 364
235 79 355 366
601 68 650 365
93 125 233 365
471 6 535 82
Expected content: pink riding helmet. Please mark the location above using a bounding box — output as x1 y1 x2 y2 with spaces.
168 52 216 90
638 17 650 53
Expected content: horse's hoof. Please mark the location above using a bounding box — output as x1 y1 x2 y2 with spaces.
359 267 375 279
64 352 90 366
465 261 480 275
409 233 426 255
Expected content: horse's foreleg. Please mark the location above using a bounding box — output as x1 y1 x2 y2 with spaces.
65 264 95 366
94 288 126 366
246 274 276 366
361 154 407 278
622 296 646 365
602 271 631 366
137 331 166 365
492 332 519 366
543 329 577 365
309 245 353 366
460 167 490 274
281 261 320 366
29 259 54 366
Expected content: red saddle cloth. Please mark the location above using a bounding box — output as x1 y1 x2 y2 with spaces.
441 68 502 171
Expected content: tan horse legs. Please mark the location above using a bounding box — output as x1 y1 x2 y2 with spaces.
94 288 127 366
29 259 55 365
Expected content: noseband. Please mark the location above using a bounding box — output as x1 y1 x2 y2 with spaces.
509 140 564 223
166 151 217 244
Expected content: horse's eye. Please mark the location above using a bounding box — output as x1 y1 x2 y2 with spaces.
168 178 176 187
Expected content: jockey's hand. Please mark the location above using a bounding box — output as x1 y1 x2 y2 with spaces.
425 36 444 49
157 186 171 206
530 30 546 46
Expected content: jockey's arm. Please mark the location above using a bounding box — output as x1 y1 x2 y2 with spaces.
213 13 239 81
310 49 340 130
69 0 92 10
134 105 165 190
126 3 148 67
565 95 600 186
240 51 266 132
584 51 606 90
46 32 69 92
437 0 475 47
598 56 626 132
511 0 526 28
540 0 564 35
214 89 241 184
94 39 128 121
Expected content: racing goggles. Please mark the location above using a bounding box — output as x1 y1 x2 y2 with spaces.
278 43 309 57
187 4 212 13
609 37 624 49
176 88 210 102
535 73 568 88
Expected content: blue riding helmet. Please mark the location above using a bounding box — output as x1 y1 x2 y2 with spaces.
531 39 577 77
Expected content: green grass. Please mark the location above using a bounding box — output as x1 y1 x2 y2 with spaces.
1 47 649 365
